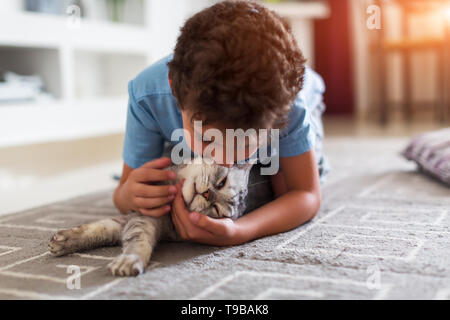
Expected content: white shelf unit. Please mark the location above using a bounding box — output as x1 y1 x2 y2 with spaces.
0 7 153 147
0 0 217 148
0 97 128 147
0 0 196 148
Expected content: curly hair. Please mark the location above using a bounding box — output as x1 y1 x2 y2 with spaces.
167 0 306 130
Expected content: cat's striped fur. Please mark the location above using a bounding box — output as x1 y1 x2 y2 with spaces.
48 160 252 276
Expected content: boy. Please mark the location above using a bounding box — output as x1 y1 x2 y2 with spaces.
113 0 328 246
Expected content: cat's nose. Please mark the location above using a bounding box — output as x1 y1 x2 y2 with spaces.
201 190 210 201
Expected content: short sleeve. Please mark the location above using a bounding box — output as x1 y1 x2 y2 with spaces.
278 93 316 158
122 80 165 169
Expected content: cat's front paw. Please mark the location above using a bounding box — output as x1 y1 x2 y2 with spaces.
48 228 82 256
107 254 145 277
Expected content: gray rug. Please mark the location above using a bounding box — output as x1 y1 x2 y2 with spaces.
0 137 449 300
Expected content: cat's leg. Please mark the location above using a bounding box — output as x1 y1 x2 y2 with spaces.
107 215 165 277
49 216 128 256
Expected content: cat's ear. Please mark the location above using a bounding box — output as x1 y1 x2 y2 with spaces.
233 162 254 172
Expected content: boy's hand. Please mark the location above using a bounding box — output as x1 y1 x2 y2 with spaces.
171 183 243 246
121 157 177 217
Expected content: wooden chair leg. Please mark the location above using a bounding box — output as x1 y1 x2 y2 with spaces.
378 49 388 126
374 0 388 126
437 48 446 123
403 50 412 123
445 29 450 124
401 4 413 124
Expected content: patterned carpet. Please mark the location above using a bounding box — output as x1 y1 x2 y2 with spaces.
0 137 449 299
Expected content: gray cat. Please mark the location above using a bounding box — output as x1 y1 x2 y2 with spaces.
48 159 252 276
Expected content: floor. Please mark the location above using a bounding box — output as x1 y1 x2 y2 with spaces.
0 134 124 215
0 136 448 299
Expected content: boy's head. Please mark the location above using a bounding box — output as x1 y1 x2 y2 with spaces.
168 0 306 165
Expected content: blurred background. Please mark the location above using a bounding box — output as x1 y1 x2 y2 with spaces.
0 0 449 214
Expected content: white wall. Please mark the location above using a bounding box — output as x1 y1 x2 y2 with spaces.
1 0 22 13
146 0 216 63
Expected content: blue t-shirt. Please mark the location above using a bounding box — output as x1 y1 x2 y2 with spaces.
123 54 325 169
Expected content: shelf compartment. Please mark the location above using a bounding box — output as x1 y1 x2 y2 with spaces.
0 12 151 54
0 97 128 147
73 50 147 99
0 46 62 100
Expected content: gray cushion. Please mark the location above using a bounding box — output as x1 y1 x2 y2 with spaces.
403 128 450 186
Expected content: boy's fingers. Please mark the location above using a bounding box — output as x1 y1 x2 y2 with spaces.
171 210 187 239
139 205 171 217
135 195 174 209
135 184 177 198
173 185 192 223
141 157 172 169
173 184 183 207
192 213 225 235
136 168 176 183
170 190 191 240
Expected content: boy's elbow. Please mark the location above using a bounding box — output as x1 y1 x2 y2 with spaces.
315 186 322 212
309 192 321 220
293 189 321 222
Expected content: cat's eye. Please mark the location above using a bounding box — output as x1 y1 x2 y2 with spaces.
216 176 227 189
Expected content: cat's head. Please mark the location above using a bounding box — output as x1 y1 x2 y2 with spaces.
177 160 253 220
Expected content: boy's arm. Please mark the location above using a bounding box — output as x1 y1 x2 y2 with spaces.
170 149 321 246
234 149 321 243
